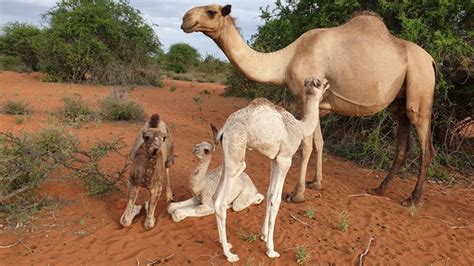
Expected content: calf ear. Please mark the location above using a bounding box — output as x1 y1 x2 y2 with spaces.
221 5 231 16
210 124 220 145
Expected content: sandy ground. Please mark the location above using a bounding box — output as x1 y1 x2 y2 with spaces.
0 71 473 265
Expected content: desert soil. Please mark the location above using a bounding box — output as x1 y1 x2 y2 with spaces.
0 71 472 265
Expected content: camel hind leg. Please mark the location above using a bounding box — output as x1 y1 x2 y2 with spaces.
368 98 411 195
400 48 436 206
214 124 247 262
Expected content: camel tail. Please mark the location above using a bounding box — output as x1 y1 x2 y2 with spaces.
149 114 160 128
432 60 439 82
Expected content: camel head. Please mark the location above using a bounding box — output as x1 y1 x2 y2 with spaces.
181 4 232 37
192 141 215 161
303 77 330 100
142 128 168 156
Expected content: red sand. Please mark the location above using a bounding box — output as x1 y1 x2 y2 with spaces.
0 71 472 265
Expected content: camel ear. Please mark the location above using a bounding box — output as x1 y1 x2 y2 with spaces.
142 132 150 142
210 124 220 145
221 5 232 16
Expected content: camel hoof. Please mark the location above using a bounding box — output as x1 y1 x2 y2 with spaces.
400 197 420 207
144 217 156 230
367 188 384 196
119 215 132 227
254 193 264 205
225 252 239 263
166 192 174 202
284 193 305 203
306 181 322 190
266 250 280 258
171 210 186 222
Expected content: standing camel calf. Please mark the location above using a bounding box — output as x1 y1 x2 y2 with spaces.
120 114 172 230
213 77 329 262
167 133 264 222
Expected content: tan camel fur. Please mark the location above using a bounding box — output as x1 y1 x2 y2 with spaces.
167 137 264 222
212 77 328 262
130 115 174 201
181 5 436 206
120 114 172 230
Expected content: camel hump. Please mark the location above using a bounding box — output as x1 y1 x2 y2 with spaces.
348 10 383 22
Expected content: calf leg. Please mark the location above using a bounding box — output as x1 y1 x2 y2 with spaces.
167 197 199 214
144 186 162 230
171 204 214 222
120 184 141 227
265 155 291 258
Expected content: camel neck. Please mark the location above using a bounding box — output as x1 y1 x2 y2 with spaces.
189 159 211 193
212 21 296 86
301 97 321 136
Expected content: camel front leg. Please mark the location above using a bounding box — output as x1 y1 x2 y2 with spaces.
171 204 214 222
265 155 291 258
306 120 324 189
167 197 199 214
165 168 174 202
286 135 312 203
120 184 141 227
144 186 162 230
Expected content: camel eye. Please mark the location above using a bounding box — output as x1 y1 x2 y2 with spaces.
204 149 210 154
207 10 217 18
162 137 166 141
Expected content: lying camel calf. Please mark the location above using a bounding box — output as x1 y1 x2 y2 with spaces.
167 127 263 222
120 114 171 230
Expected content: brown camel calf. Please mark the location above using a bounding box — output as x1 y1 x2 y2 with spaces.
120 114 172 230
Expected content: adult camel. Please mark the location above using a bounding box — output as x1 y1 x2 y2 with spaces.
181 4 436 206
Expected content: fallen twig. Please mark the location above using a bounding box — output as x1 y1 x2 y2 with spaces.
19 240 33 255
421 215 468 229
146 253 174 265
348 194 391 200
358 235 375 266
0 239 22 249
289 212 313 228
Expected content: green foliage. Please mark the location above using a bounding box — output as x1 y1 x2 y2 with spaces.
304 207 316 220
99 93 145 122
225 0 473 178
0 55 32 72
34 0 162 85
238 230 258 243
2 100 32 115
61 95 94 123
0 128 127 223
295 245 310 265
0 22 42 71
0 128 77 203
165 43 200 73
338 210 350 232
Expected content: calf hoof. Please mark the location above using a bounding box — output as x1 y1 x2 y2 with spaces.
367 187 384 196
166 192 174 202
224 252 239 263
266 249 280 258
171 210 186 222
401 196 420 207
254 193 264 205
284 192 305 203
119 215 132 227
144 217 156 230
306 181 322 190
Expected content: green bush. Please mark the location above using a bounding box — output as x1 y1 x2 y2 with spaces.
225 0 473 178
61 95 94 122
2 100 32 115
0 22 42 71
165 43 200 73
0 55 32 72
34 0 162 85
99 95 145 122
